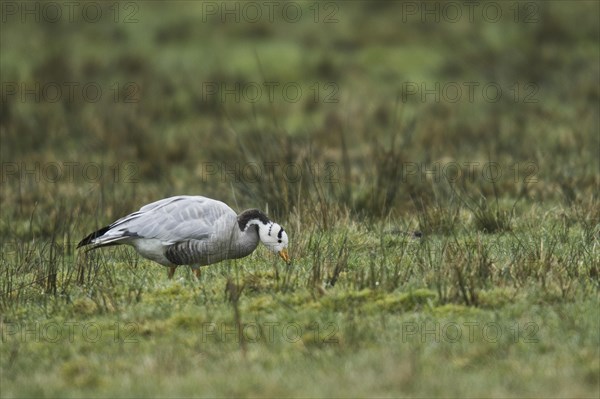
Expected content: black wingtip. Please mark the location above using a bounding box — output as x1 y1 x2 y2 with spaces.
77 225 111 249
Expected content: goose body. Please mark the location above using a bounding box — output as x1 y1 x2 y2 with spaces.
77 196 290 278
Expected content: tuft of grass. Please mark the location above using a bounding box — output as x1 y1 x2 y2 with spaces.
469 196 514 233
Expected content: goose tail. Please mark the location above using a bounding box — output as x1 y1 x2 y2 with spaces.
77 225 111 249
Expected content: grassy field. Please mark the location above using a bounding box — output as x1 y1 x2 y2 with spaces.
1 1 599 397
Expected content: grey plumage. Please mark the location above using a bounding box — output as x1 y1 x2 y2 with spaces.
78 195 290 277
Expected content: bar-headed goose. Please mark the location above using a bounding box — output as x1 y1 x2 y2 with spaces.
77 195 290 279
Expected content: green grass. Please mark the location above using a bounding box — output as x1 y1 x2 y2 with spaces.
1 1 599 397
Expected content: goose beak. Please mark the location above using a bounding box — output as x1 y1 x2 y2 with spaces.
279 249 291 264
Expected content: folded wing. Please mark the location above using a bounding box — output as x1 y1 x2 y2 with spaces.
78 196 237 249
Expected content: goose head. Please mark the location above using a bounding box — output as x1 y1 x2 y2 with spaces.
238 209 291 263
257 221 290 263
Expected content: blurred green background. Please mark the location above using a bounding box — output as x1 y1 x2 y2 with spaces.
2 0 598 232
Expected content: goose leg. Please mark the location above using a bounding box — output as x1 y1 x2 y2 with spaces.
168 266 177 279
193 268 201 280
